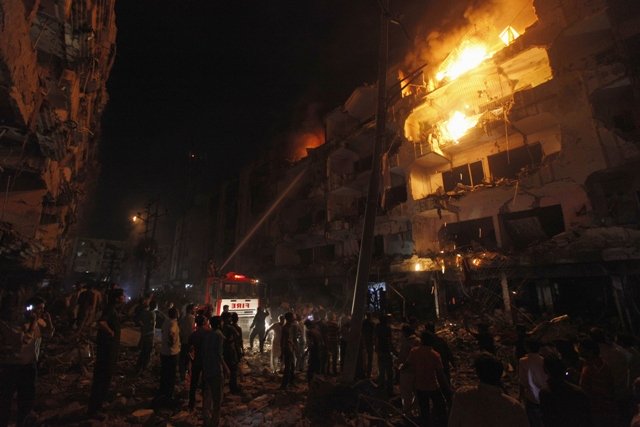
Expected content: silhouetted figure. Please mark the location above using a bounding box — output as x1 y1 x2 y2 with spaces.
402 331 450 427
339 315 350 373
230 312 244 363
539 354 592 427
188 315 208 411
304 318 323 385
201 316 229 427
266 315 284 373
221 312 240 394
135 300 157 374
179 303 196 381
518 340 547 427
280 312 297 389
1 294 54 427
157 307 180 403
376 314 395 395
362 313 375 378
398 324 420 415
427 322 455 381
514 324 527 362
578 338 617 427
249 306 269 353
325 312 340 375
449 353 528 427
88 289 124 418
473 323 496 354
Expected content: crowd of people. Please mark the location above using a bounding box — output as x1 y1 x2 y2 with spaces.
1 283 640 427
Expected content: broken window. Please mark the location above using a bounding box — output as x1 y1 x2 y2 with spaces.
438 217 496 250
442 161 484 191
500 205 564 248
488 143 543 180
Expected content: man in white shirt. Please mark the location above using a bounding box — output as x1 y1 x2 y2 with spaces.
519 340 547 427
157 307 180 403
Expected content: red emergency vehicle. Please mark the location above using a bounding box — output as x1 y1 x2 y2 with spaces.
204 271 267 335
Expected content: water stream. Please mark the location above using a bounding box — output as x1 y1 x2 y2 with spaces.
219 166 308 272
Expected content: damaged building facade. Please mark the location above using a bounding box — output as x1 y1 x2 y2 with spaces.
207 0 639 329
0 0 116 276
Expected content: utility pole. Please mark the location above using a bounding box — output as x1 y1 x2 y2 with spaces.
341 0 389 383
135 199 165 295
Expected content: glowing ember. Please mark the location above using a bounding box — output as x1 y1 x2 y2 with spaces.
441 111 479 142
436 42 489 82
499 26 520 46
288 130 325 161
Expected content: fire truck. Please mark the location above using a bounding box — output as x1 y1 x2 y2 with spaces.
204 271 268 336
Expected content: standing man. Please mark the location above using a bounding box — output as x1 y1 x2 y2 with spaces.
304 318 323 384
280 312 297 389
539 354 592 427
427 322 456 381
157 307 180 404
401 331 450 426
230 312 244 380
179 304 196 381
135 300 157 375
188 315 208 411
324 313 340 376
88 288 124 419
201 316 229 427
518 340 547 427
376 314 395 396
448 353 528 427
362 312 375 379
1 295 54 427
398 324 420 415
221 312 240 394
249 306 269 353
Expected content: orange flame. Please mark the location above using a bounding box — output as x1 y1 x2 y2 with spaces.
435 41 489 82
398 70 412 98
288 130 325 161
440 111 479 143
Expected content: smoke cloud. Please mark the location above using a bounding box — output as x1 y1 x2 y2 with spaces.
405 0 536 72
285 103 326 162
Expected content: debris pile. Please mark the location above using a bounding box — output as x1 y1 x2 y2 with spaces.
26 314 532 426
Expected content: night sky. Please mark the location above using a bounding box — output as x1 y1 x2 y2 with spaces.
86 1 432 239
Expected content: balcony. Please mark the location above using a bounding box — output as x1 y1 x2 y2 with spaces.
411 139 450 170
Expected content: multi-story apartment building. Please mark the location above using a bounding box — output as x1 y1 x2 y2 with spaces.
208 0 639 328
71 237 125 283
0 0 116 276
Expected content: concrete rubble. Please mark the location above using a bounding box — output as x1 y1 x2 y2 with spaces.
27 316 533 426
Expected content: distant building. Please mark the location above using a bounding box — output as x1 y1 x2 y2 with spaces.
71 238 126 283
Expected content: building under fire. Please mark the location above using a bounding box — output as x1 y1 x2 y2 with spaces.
195 0 640 330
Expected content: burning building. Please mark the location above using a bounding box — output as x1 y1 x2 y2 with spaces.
207 0 639 327
0 0 116 275
394 0 640 326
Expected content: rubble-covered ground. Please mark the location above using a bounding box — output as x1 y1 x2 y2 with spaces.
27 319 524 427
